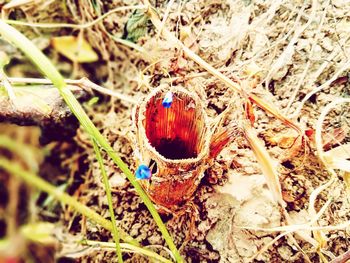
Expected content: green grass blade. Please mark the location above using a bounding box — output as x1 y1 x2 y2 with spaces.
93 140 123 263
0 157 137 246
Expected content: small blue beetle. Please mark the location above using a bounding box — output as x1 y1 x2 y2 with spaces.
135 164 151 180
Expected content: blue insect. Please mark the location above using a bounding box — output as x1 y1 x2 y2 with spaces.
162 91 173 108
135 164 151 180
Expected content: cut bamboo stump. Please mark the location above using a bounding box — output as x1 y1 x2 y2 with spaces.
134 86 236 211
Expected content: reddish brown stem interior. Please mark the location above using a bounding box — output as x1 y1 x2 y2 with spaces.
144 92 205 160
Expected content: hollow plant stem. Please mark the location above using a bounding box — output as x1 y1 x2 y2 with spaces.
0 19 182 263
92 140 123 263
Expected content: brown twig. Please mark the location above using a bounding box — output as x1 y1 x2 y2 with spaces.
0 84 89 142
8 77 138 104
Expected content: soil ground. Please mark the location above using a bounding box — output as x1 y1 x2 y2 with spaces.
0 0 350 262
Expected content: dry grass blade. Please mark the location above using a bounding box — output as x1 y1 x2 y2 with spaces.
265 0 317 88
308 177 336 249
4 5 147 29
315 98 350 174
7 77 138 104
243 123 284 206
156 0 175 39
249 229 312 263
294 63 350 118
249 230 294 262
323 143 350 172
311 98 350 252
245 196 333 262
242 121 319 260
0 51 16 101
242 124 313 262
284 0 328 115
248 94 302 133
0 70 16 101
237 197 342 234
